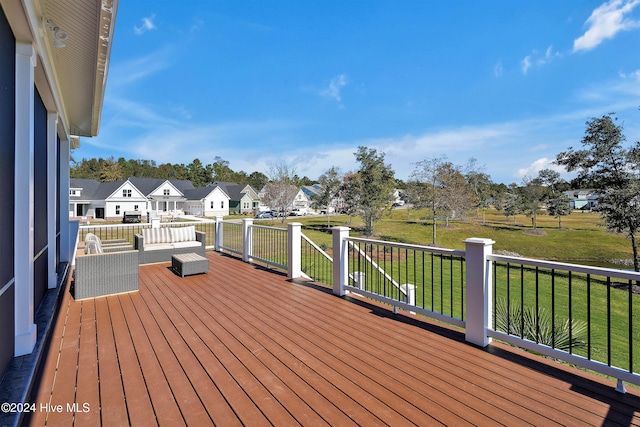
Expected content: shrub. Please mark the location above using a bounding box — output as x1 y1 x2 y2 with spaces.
494 298 588 352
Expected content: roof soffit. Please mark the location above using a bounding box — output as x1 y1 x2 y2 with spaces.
2 1 116 140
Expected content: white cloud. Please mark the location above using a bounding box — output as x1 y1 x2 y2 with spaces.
134 14 157 35
320 74 348 103
521 55 532 75
521 46 561 74
493 60 503 77
108 46 175 88
515 158 565 179
573 0 640 52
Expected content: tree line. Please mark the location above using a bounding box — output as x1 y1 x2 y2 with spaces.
70 155 317 190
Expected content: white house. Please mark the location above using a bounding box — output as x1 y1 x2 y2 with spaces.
293 184 323 211
70 177 194 220
184 185 231 217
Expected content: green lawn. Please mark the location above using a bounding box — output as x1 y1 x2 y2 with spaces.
259 208 634 265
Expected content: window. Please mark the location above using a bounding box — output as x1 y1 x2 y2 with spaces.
163 189 170 196
69 190 76 195
123 189 132 197
115 205 120 215
221 201 224 209
134 205 139 210
210 201 214 209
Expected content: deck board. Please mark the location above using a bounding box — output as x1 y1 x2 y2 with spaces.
74 298 100 427
27 251 640 426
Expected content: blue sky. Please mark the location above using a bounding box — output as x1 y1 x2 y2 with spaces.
79 0 640 184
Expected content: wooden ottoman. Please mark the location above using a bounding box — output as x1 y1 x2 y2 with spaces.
172 252 209 277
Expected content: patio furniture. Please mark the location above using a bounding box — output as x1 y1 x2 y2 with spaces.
73 239 139 300
171 252 209 277
135 226 205 264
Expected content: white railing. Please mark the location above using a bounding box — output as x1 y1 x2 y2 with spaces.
81 218 640 391
486 252 640 392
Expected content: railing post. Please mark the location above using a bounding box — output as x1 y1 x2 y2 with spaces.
288 222 302 279
242 218 253 262
464 238 495 347
332 226 350 296
215 216 224 252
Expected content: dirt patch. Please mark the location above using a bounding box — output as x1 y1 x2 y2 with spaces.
523 229 546 236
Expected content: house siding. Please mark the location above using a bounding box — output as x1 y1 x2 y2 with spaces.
0 5 15 379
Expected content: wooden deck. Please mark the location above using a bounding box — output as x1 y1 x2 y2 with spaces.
25 251 640 426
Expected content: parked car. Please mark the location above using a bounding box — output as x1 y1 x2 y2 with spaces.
255 211 273 219
289 208 307 216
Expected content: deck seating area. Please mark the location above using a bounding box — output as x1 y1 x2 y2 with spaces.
25 251 640 426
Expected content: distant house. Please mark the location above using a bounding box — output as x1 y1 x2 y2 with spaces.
563 189 599 210
128 177 193 216
294 184 323 211
213 182 261 214
183 185 230 217
69 178 264 219
70 177 195 220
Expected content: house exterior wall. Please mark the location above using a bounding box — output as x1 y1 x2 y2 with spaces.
203 188 229 217
105 181 148 218
240 194 256 214
0 5 15 379
105 201 148 218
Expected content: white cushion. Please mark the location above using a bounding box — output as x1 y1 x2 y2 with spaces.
84 240 103 254
172 240 201 249
170 226 196 243
85 233 102 245
143 227 171 244
144 243 175 251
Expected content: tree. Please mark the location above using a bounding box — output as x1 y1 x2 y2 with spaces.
503 183 520 224
548 193 572 229
410 157 446 244
352 147 396 236
187 158 209 187
438 162 474 226
556 113 640 271
261 162 299 223
537 168 572 229
247 171 268 191
313 166 342 228
339 172 360 223
411 157 473 244
211 157 234 183
519 176 546 229
464 158 492 223
99 156 122 182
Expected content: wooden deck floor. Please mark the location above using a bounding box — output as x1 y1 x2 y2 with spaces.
25 251 640 426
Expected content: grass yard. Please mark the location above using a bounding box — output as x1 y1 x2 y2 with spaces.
258 208 634 266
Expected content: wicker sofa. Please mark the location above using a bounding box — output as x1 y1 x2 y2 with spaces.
135 225 206 265
73 237 139 300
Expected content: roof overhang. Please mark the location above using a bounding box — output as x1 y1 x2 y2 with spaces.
3 0 118 140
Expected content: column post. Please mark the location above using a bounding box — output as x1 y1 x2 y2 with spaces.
47 113 58 288
214 216 223 251
242 218 253 262
59 138 71 263
464 238 495 347
332 226 350 296
14 42 37 356
287 222 302 278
